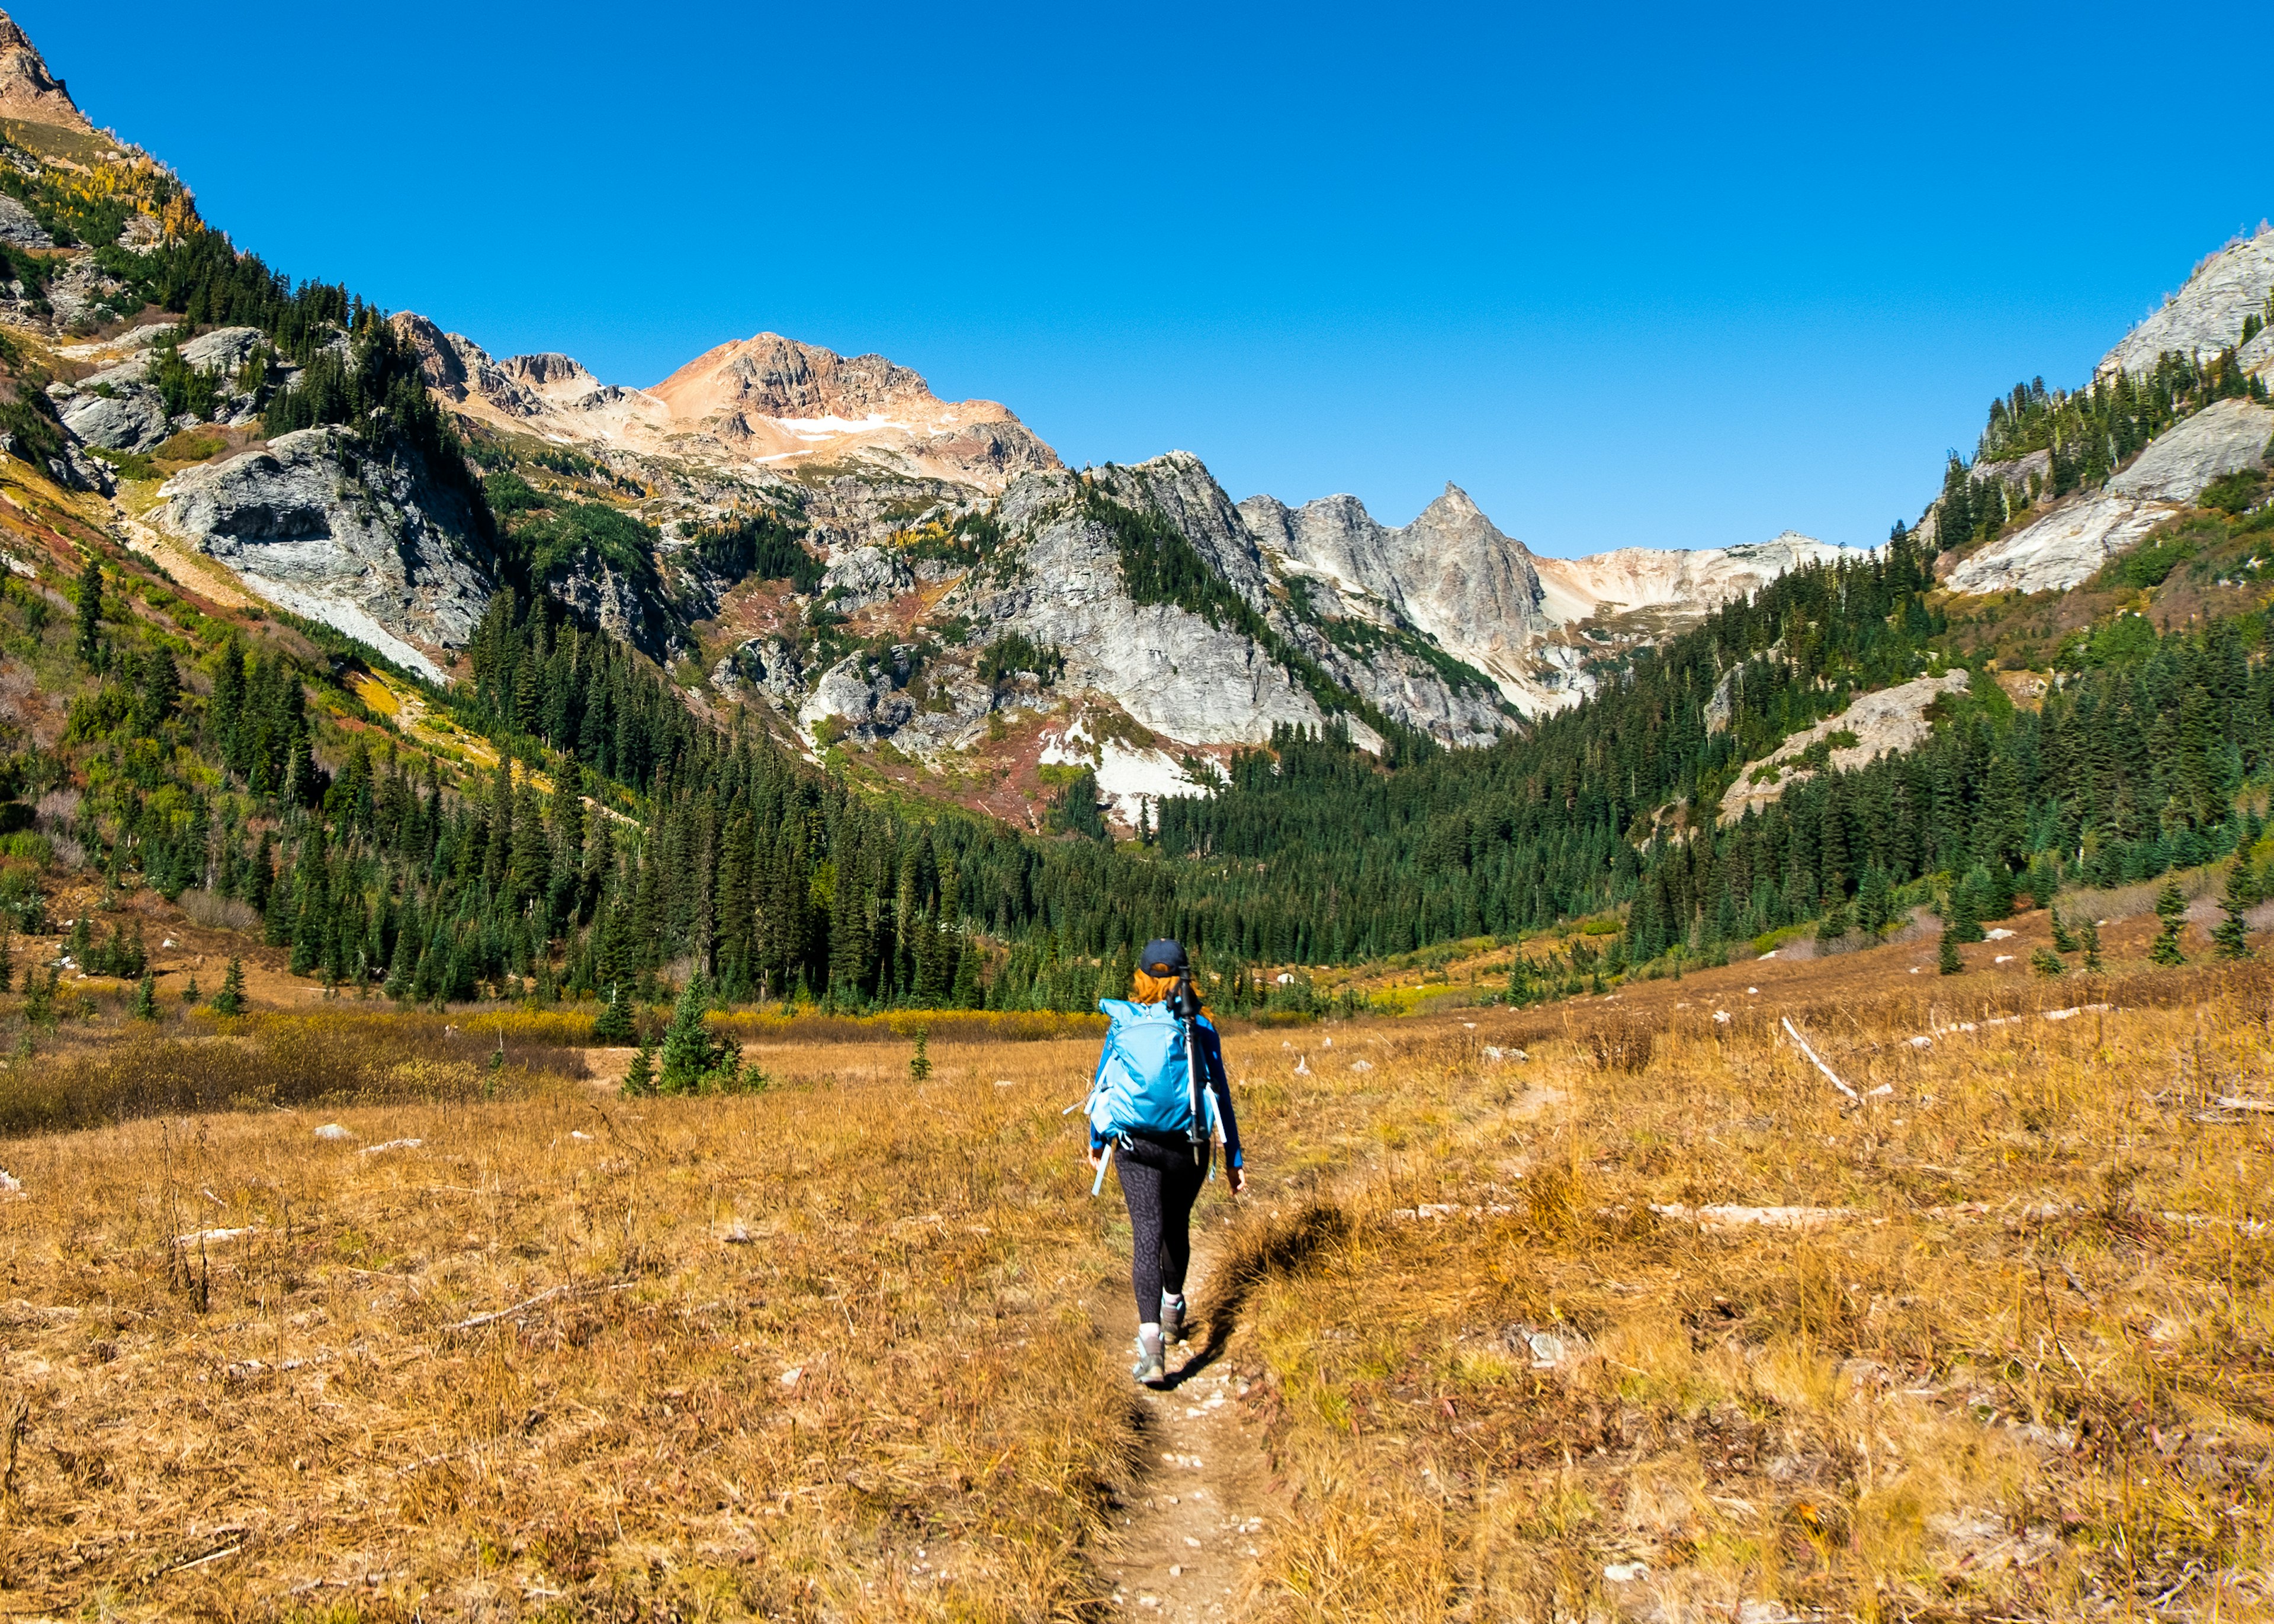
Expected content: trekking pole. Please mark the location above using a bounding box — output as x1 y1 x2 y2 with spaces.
1065 1101 1114 1197
1175 973 1206 1167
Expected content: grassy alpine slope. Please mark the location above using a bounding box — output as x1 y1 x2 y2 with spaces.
0 923 2265 1620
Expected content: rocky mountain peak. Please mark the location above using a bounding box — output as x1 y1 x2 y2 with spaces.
391 313 469 394
2098 224 2274 379
498 353 596 392
1408 481 1533 557
0 8 89 131
652 332 943 423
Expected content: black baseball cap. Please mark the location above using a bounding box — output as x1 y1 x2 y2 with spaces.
1139 938 1189 977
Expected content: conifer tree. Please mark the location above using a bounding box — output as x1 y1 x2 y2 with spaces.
1855 866 1894 938
621 1033 657 1098
1944 885 1983 946
1938 925 1964 975
592 982 635 1044
2050 908 2078 954
24 967 56 1027
2214 861 2256 961
949 939 981 1009
659 972 740 1094
74 555 102 667
211 956 247 1016
2150 882 2189 966
131 973 159 1020
2081 915 2103 973
2031 947 2064 977
909 1027 931 1082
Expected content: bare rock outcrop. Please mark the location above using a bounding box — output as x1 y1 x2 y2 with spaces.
49 325 269 450
153 427 497 683
1944 493 2172 597
956 464 1332 748
0 194 48 248
1718 670 1972 823
1946 399 2273 597
2099 228 2274 379
2105 397 2274 501
817 545 914 613
58 386 169 453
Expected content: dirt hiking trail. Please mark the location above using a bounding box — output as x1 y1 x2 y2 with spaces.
1091 1079 1569 1616
1088 1233 1279 1620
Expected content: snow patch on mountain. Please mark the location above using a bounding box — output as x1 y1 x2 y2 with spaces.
1039 714 1208 827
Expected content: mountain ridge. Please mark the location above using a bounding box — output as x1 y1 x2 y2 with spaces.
0 5 2264 842
0 7 86 132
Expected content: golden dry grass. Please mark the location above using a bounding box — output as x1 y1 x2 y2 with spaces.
1216 969 2274 1623
0 1034 1145 1619
0 953 2266 1621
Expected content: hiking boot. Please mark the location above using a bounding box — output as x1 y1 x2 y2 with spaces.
1160 1295 1187 1346
1131 1330 1167 1387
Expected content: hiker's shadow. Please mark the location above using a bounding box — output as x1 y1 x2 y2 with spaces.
1167 1198 1348 1390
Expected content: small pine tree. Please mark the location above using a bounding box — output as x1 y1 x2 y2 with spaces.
659 972 740 1094
210 957 248 1016
2081 915 2103 973
74 555 102 667
2150 882 2188 966
592 982 635 1044
2214 861 2256 961
0 924 11 990
131 972 159 1021
24 967 56 1026
909 1027 932 1082
2049 908 2078 954
2030 947 2066 977
1938 925 1964 976
1944 887 1984 945
181 972 200 1006
621 1034 657 1098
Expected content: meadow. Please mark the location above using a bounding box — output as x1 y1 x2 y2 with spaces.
0 927 2263 1622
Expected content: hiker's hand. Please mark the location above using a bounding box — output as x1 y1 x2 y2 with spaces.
1229 1165 1248 1197
1084 1147 1101 1173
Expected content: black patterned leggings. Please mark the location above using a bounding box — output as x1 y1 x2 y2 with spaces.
1114 1133 1211 1324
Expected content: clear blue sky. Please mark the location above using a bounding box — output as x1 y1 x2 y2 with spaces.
24 1 2273 555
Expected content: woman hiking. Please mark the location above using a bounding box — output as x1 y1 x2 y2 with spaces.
1083 939 1246 1387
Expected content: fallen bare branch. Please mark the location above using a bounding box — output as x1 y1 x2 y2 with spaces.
1781 1017 1859 1100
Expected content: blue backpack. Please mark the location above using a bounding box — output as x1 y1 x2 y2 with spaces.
1086 998 1218 1144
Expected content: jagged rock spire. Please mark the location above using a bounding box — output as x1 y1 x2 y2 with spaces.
0 9 91 132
